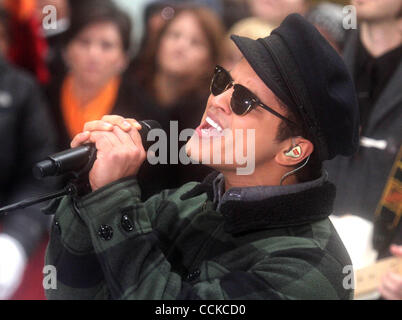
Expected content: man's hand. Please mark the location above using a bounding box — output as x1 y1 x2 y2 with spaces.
71 116 146 191
379 245 402 300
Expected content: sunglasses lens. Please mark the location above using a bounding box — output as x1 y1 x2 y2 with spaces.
231 85 256 115
211 67 232 96
210 68 259 116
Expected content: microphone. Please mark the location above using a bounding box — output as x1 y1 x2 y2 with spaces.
33 120 161 180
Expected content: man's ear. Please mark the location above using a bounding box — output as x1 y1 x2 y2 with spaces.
275 137 314 167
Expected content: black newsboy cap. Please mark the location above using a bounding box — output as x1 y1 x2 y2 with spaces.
231 14 360 161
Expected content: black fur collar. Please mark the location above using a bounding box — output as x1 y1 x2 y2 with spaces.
181 172 336 235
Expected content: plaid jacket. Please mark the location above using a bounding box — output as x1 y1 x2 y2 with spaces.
45 172 354 300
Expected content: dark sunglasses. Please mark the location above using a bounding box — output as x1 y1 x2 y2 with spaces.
210 65 295 125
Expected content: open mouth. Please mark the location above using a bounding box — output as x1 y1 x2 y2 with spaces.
197 116 225 137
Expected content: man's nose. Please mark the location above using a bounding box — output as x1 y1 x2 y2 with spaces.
209 89 233 115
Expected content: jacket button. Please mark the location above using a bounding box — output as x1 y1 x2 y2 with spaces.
121 215 134 232
185 269 201 282
98 225 113 241
54 219 61 235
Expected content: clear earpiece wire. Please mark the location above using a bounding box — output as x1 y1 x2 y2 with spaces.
280 155 311 186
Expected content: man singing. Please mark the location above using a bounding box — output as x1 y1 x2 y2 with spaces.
45 14 359 300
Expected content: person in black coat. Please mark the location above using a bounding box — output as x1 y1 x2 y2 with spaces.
0 53 58 299
325 0 402 300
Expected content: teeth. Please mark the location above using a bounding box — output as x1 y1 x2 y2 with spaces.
206 117 223 132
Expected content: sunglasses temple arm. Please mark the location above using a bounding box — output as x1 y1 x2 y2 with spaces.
260 104 296 125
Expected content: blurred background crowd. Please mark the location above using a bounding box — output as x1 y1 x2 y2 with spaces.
0 0 400 300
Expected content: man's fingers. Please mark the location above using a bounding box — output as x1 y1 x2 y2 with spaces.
126 118 142 130
87 131 121 154
101 115 142 132
129 124 145 150
91 131 121 148
101 115 126 123
73 116 144 151
71 131 91 148
72 128 140 154
101 115 132 131
113 125 137 148
113 126 146 160
83 120 114 133
80 117 142 138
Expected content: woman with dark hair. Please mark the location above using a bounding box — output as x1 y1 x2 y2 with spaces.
48 1 127 147
135 5 225 114
45 1 168 199
129 4 226 186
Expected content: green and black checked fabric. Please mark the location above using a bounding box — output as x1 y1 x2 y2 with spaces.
45 175 354 300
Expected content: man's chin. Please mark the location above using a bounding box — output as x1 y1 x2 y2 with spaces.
185 137 214 167
185 137 204 165
186 141 226 170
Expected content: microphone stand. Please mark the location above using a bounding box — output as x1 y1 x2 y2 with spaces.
0 147 97 216
0 183 81 216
